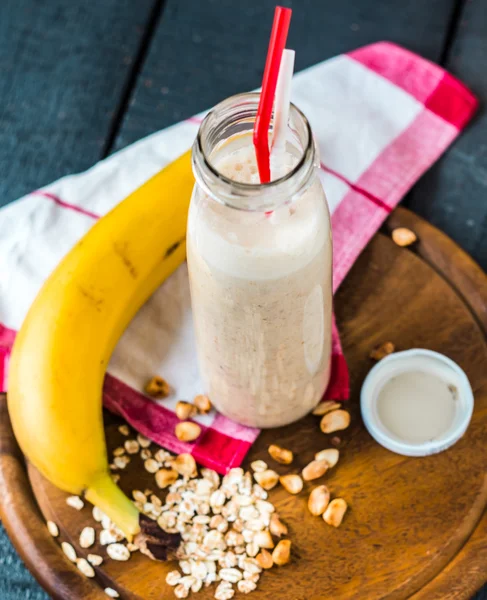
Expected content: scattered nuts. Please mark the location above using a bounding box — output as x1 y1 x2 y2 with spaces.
175 401 198 420
323 498 348 527
137 433 151 448
155 468 179 489
369 341 395 361
124 439 140 454
250 460 267 473
312 400 341 416
104 589 120 598
140 448 152 460
77 557 95 578
272 540 291 566
144 458 160 473
145 375 170 398
66 495 84 510
253 530 274 549
113 455 130 469
173 453 197 478
256 548 273 569
46 520 59 537
308 485 331 516
320 410 351 434
269 514 288 537
314 448 339 468
61 542 77 563
253 470 279 491
392 227 417 247
279 474 303 495
132 490 147 503
106 543 131 561
79 526 95 548
268 444 293 465
112 446 125 456
87 554 103 566
118 424 130 436
302 459 329 481
193 394 212 413
175 421 201 442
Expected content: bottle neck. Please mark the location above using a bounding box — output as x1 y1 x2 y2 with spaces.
192 92 317 212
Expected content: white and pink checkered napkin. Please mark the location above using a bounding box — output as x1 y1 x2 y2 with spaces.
0 42 477 473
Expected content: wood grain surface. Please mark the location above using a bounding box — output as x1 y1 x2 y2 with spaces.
0 208 485 600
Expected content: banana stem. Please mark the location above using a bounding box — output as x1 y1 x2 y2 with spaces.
84 474 140 541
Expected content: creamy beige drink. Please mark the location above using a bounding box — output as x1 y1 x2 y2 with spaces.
188 94 332 428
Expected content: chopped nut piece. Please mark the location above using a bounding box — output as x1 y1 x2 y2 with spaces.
137 433 151 448
194 394 212 413
140 448 152 460
269 514 288 537
114 455 130 470
61 542 77 563
369 341 395 361
312 400 341 416
314 448 339 468
174 453 197 478
104 589 120 598
253 530 274 549
392 227 417 247
46 520 59 537
323 498 348 527
308 485 331 516
175 421 201 442
302 459 329 481
124 439 140 454
106 543 131 561
256 548 273 569
77 558 95 578
250 460 267 473
66 495 84 510
87 554 103 566
175 401 198 420
155 468 179 489
279 474 303 495
118 424 130 436
112 446 125 456
268 444 293 465
253 469 279 490
272 539 291 566
79 526 95 548
145 375 170 398
144 458 160 473
320 410 351 434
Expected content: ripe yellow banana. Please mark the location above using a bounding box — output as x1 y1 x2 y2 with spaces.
8 151 193 551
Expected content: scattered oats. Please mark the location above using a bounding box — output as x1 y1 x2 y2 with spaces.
92 506 104 522
66 495 84 510
114 455 130 469
314 448 339 468
254 530 274 549
124 439 140 454
243 571 260 583
154 448 172 464
87 554 103 566
219 567 242 583
137 433 151 448
210 489 226 510
246 542 259 557
255 500 274 514
238 579 257 594
61 542 77 562
214 581 235 600
113 446 125 456
166 570 182 586
46 521 59 537
107 543 131 561
104 589 120 598
174 583 190 599
192 578 203 593
252 484 267 500
118 424 130 436
132 490 147 503
79 526 95 548
140 448 152 460
201 468 220 488
77 558 95 578
101 514 113 530
144 458 160 473
250 460 267 473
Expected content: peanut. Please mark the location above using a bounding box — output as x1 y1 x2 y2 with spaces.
144 376 170 398
175 401 197 420
193 394 212 413
369 341 395 361
272 540 291 566
254 530 274 549
253 469 279 491
320 410 350 434
279 474 303 495
268 444 293 465
314 448 339 468
256 548 273 569
269 513 288 537
302 459 328 481
173 453 197 478
308 485 330 516
323 498 348 527
175 421 201 442
392 227 417 247
312 400 341 416
155 468 179 489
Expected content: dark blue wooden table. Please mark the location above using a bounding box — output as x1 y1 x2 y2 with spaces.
0 1 485 598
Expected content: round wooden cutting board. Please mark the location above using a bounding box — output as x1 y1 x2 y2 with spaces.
0 207 486 600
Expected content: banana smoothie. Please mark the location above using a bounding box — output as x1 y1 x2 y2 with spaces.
188 94 332 428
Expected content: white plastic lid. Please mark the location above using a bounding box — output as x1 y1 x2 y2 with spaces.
360 349 474 457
